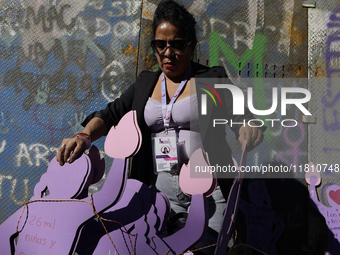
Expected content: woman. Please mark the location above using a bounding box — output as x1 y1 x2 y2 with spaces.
56 0 264 251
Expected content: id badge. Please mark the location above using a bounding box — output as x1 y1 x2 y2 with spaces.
152 132 179 174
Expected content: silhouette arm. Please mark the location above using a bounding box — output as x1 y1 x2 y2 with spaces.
89 158 128 213
164 194 208 253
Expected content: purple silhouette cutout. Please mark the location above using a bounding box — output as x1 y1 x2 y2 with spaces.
79 148 215 255
0 145 105 255
214 147 247 255
306 162 340 255
0 111 216 255
0 111 141 255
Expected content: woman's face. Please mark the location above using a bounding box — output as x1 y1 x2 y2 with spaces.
154 21 194 81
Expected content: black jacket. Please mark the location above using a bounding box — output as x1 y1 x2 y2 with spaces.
82 62 261 198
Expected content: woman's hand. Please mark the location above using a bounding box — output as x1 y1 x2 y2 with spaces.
238 122 264 151
56 117 108 166
56 137 88 166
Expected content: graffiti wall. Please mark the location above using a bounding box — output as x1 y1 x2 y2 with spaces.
0 0 338 253
137 0 309 175
308 2 340 247
0 0 142 223
309 2 340 180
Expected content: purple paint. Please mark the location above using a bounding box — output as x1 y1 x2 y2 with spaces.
277 123 307 168
322 108 340 132
327 4 340 25
323 6 340 132
325 34 340 79
323 147 340 153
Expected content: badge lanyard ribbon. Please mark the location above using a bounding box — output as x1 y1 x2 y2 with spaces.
161 64 192 134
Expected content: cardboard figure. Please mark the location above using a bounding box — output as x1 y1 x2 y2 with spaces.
0 145 105 255
0 110 141 255
78 148 216 255
1 110 216 255
306 162 340 255
214 149 247 255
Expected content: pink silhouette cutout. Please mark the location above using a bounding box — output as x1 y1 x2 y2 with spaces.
179 148 217 197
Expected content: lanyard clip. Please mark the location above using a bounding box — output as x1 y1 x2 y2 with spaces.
164 124 169 135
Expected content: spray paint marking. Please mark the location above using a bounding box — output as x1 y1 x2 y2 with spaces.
277 123 307 170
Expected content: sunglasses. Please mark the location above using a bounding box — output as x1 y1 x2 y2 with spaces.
151 39 191 55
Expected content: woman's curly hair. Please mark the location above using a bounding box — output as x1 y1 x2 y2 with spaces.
152 0 197 44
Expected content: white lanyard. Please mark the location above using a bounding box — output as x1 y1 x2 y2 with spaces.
161 64 192 134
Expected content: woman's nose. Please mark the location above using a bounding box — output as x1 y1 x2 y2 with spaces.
163 46 174 57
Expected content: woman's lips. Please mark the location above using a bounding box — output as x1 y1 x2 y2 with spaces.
164 63 174 68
